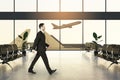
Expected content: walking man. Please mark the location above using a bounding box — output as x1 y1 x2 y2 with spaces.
28 23 56 75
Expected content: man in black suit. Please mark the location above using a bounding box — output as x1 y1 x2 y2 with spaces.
28 23 56 75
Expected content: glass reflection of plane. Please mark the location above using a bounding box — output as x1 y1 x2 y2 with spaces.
51 21 81 29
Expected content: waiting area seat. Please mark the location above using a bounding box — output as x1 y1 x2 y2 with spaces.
0 44 23 68
98 44 120 68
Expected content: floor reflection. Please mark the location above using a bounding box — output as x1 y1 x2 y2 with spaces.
0 51 120 80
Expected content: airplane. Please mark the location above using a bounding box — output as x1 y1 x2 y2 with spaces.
51 21 81 29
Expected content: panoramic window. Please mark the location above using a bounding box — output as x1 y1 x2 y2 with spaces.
0 20 13 44
0 0 120 50
61 0 82 12
60 20 82 50
0 0 13 12
15 20 36 49
107 0 120 12
38 0 59 12
84 20 105 45
84 0 105 12
15 0 36 12
107 20 120 44
15 20 36 42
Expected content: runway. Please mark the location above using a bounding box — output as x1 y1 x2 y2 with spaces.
0 51 120 80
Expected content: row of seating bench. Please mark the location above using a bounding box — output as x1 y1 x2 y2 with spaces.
0 44 23 68
98 44 120 68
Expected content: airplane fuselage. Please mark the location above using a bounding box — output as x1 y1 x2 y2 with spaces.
52 21 81 29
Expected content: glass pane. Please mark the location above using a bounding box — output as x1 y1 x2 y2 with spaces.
0 20 13 44
15 20 36 48
84 0 105 12
38 0 59 12
38 20 60 50
61 0 82 12
84 20 105 45
107 0 120 12
15 0 36 12
61 20 82 50
107 20 120 44
0 0 13 12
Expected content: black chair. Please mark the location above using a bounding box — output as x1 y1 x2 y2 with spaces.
107 45 120 68
102 44 108 58
0 45 13 68
0 45 3 59
0 44 24 69
6 45 14 61
12 44 19 59
0 45 8 61
12 44 23 59
106 45 113 60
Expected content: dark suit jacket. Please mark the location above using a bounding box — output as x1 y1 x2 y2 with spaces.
33 31 49 52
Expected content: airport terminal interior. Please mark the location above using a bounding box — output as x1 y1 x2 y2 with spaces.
0 0 120 80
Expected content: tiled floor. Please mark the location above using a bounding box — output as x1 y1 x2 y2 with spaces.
0 51 120 80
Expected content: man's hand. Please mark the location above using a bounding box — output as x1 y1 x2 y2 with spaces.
46 45 50 49
32 50 36 53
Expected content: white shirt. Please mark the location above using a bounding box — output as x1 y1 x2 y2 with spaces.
40 30 45 33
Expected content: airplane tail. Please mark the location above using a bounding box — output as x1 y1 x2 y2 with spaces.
51 23 59 29
11 29 31 49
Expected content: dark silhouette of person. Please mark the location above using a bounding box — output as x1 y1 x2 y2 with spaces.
28 23 56 75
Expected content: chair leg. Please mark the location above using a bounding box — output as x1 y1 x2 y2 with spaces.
2 61 13 69
5 62 13 69
0 61 13 69
107 62 114 69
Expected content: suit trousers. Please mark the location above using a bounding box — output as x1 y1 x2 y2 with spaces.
29 51 51 73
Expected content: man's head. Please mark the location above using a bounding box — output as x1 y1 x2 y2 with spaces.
39 23 45 31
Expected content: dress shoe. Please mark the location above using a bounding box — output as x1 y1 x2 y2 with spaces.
49 69 57 75
28 70 36 74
